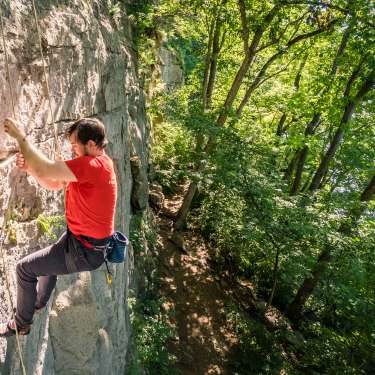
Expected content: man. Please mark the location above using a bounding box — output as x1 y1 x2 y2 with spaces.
0 117 117 337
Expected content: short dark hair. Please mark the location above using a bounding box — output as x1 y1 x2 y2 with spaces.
66 118 108 149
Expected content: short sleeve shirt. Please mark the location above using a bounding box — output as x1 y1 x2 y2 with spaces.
65 154 117 239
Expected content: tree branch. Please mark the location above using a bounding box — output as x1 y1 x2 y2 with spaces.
237 0 249 52
256 12 308 53
286 18 340 47
279 0 349 15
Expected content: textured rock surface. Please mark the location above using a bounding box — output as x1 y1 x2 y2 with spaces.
146 32 184 100
158 44 184 92
130 155 149 212
0 1 148 374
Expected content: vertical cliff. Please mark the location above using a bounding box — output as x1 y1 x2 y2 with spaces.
0 1 149 374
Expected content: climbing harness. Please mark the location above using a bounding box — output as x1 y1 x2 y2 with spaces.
73 231 129 285
0 6 27 375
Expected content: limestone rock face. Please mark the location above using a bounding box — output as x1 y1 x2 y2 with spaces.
0 1 148 374
158 45 184 92
147 32 184 99
130 156 149 212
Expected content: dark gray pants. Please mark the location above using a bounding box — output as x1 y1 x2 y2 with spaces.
15 230 107 328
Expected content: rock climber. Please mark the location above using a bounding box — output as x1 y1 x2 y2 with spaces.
0 117 117 337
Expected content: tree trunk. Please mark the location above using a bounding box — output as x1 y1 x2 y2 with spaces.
290 145 309 195
235 23 333 117
284 152 299 182
349 174 375 222
174 129 218 228
287 246 332 321
276 113 287 136
175 181 199 230
216 5 280 127
175 7 280 229
266 246 281 309
309 122 347 192
236 51 282 116
216 50 254 126
206 19 222 108
301 171 313 192
287 172 375 322
330 27 350 77
202 17 215 109
360 174 375 202
182 14 223 229
289 113 321 194
309 69 374 192
294 53 308 90
286 30 350 191
276 52 307 138
238 0 249 51
175 12 338 229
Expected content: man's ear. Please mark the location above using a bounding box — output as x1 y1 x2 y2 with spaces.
87 140 96 148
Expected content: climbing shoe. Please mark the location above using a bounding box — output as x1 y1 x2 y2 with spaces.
0 320 30 337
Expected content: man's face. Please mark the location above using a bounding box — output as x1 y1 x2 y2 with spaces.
69 131 88 157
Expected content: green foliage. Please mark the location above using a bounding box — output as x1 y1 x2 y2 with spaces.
127 214 176 374
106 0 121 18
151 118 194 194
226 303 291 375
299 324 375 374
127 297 176 375
129 213 157 255
147 0 374 372
151 89 204 193
124 0 158 81
36 215 65 240
6 220 18 244
168 34 201 78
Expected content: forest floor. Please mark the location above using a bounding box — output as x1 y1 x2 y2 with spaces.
154 188 297 375
155 189 239 375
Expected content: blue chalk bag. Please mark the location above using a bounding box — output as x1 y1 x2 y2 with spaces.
105 231 129 263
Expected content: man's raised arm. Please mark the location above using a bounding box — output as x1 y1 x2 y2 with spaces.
3 118 77 183
15 152 64 191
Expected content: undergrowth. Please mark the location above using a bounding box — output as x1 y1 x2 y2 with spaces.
126 213 176 375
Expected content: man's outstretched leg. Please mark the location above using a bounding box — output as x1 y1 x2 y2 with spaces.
0 232 69 337
0 230 106 337
35 275 58 311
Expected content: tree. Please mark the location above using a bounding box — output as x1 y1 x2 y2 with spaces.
288 27 350 194
175 1 344 229
287 171 375 321
309 66 374 192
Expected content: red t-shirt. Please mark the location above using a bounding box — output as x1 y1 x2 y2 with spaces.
65 154 117 239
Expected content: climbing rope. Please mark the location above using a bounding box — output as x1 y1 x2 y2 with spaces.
0 6 27 375
31 0 60 156
0 10 15 116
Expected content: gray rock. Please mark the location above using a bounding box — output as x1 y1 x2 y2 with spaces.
130 156 149 212
0 1 149 374
158 45 184 92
